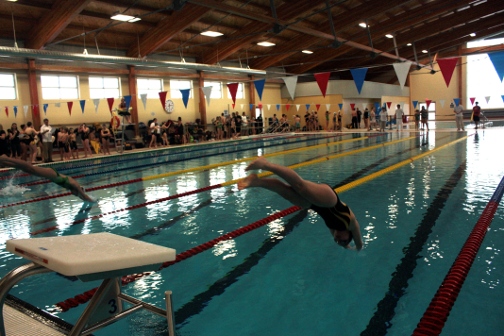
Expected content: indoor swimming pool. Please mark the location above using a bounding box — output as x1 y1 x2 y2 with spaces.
0 129 503 335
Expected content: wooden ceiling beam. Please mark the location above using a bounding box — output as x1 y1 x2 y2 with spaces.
126 3 208 57
25 0 92 49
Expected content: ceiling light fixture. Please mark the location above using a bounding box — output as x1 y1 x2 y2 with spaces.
110 14 141 23
257 41 276 47
201 31 223 37
385 34 394 39
470 33 476 37
302 50 313 54
359 22 368 28
422 49 428 53
407 43 412 46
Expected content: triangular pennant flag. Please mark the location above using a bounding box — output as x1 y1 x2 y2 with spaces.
437 58 459 87
23 105 28 117
227 83 239 107
374 102 380 111
326 104 331 111
67 102 73 115
55 102 60 108
425 99 432 109
286 104 291 111
267 104 271 110
258 103 262 110
240 104 244 110
282 76 298 100
305 103 310 111
392 61 412 90
485 96 491 104
439 99 445 108
338 103 343 110
470 97 476 106
387 102 392 109
276 104 280 111
314 72 331 97
232 103 235 109
124 95 132 111
202 87 212 107
488 51 504 82
412 100 418 108
180 89 190 108
140 93 148 110
315 104 321 111
350 68 368 94
296 104 300 111
93 99 100 113
13 106 17 117
79 100 86 114
43 104 48 115
250 104 255 110
501 95 504 103
453 98 460 107
350 103 355 110
158 91 167 109
107 97 114 112
254 79 266 101
4 107 8 117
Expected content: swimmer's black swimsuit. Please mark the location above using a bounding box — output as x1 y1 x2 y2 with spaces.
310 189 351 231
50 168 72 190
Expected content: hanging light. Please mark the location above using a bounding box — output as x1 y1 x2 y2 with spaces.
201 31 223 37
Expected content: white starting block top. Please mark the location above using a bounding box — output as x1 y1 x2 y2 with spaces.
6 233 176 282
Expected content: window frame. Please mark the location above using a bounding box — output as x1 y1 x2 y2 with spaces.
203 81 223 99
88 76 121 99
0 73 17 100
170 79 193 99
137 77 164 99
40 74 79 100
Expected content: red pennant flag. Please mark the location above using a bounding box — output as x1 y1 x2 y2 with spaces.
426 99 432 109
286 104 291 111
4 107 8 117
315 104 321 111
232 103 236 109
258 103 263 110
67 101 73 115
158 91 167 109
227 83 239 107
33 105 39 115
387 102 392 109
314 72 331 98
350 103 355 110
437 58 459 87
470 97 476 106
107 98 114 113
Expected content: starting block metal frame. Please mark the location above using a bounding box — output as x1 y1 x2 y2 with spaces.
0 233 176 336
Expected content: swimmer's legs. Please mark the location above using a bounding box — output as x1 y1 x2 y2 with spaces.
242 157 337 208
0 155 57 180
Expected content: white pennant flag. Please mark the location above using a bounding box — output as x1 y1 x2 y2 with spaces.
202 86 213 107
326 104 331 111
439 99 445 108
140 93 148 110
240 104 244 110
296 104 300 111
93 99 100 113
267 104 271 111
282 76 298 100
485 96 491 104
393 61 412 90
55 102 61 108
23 105 29 117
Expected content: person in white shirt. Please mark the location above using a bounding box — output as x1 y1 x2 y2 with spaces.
149 118 160 148
379 107 388 132
453 103 465 131
40 118 53 163
395 104 404 131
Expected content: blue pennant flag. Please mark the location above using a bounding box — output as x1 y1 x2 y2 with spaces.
338 103 343 110
13 106 18 117
43 104 48 115
79 100 86 114
453 98 460 107
305 104 310 111
124 95 132 110
180 89 190 108
254 79 265 101
412 100 419 109
488 51 504 82
250 103 255 110
350 68 368 94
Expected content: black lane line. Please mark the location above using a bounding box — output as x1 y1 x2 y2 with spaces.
360 161 467 336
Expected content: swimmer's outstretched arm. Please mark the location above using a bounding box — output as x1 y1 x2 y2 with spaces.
349 212 363 251
0 155 94 202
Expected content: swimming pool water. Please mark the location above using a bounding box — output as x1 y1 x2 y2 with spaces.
0 130 503 335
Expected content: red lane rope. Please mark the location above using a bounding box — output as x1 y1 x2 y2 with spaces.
54 205 301 312
413 176 504 336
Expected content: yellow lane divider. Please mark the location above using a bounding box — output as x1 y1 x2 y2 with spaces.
142 136 369 182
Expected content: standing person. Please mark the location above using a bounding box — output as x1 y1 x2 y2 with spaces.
241 112 248 136
149 118 159 148
369 108 376 131
337 111 342 131
472 102 481 129
256 113 263 133
0 155 95 202
395 104 404 132
351 109 358 129
78 123 93 158
332 112 337 131
238 157 363 250
24 122 39 164
0 125 8 157
363 108 370 131
379 107 388 132
420 106 429 131
40 118 53 163
356 108 362 128
414 109 421 130
325 110 330 130
9 123 21 159
100 124 112 155
69 128 79 159
453 103 465 131
57 127 71 161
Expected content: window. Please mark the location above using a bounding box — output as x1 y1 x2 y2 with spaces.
170 79 192 99
0 73 17 100
41 75 78 100
466 38 504 108
203 81 222 99
137 78 163 99
227 82 244 99
89 76 120 99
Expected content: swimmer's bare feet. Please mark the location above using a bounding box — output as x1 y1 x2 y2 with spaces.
245 157 268 171
237 173 259 190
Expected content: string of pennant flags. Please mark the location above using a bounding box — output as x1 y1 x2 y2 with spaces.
3 51 504 118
